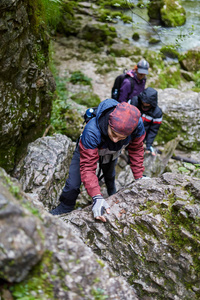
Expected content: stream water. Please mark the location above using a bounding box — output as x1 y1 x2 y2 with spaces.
114 0 200 52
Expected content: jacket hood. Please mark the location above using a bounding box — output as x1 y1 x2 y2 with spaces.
95 98 119 128
139 87 157 108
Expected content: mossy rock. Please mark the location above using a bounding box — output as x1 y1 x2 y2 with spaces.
149 37 160 44
100 0 135 9
71 91 101 107
148 0 186 27
79 41 102 53
179 48 200 72
151 66 182 89
121 15 132 24
137 0 146 9
94 55 117 67
147 0 161 20
78 24 117 45
132 32 140 41
108 44 134 57
56 2 82 36
160 45 179 59
160 0 186 27
64 109 84 141
142 49 164 71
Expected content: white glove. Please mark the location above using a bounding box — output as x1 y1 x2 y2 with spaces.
92 195 110 218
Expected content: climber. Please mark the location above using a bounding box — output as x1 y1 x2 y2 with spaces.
50 99 146 222
130 87 162 156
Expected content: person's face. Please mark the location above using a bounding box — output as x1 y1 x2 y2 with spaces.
136 71 146 80
108 125 127 143
141 101 151 111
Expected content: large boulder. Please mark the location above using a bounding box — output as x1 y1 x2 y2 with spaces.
179 47 200 72
14 134 75 210
63 173 200 300
0 167 139 299
148 0 186 27
157 88 200 151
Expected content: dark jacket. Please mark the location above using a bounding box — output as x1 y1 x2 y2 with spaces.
79 99 146 197
131 87 162 150
118 70 146 103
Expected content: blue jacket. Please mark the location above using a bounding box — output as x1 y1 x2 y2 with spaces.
79 99 146 197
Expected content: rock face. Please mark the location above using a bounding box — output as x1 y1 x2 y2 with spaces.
0 0 56 173
157 88 200 150
63 173 200 300
14 134 75 210
0 167 139 299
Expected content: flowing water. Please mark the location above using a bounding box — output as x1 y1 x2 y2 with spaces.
114 0 200 52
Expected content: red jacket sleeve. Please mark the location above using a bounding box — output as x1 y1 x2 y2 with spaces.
79 139 101 197
127 133 145 179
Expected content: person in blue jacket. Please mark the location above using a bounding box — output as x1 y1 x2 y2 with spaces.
131 87 162 156
50 99 146 222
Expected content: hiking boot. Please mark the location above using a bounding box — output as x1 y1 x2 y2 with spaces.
50 202 74 216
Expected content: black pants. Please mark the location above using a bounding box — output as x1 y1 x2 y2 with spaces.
59 145 117 207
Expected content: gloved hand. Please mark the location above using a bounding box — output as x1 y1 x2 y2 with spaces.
92 195 110 222
145 146 156 156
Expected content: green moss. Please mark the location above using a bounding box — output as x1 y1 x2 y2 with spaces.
71 91 101 107
121 15 132 24
132 32 140 41
22 200 39 213
80 23 117 46
69 71 92 86
91 287 108 300
9 251 54 300
100 0 135 9
151 66 182 89
56 1 81 36
160 45 179 59
160 0 186 27
28 0 62 33
96 259 105 268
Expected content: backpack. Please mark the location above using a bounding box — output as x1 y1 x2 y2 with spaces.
83 107 97 124
111 71 135 101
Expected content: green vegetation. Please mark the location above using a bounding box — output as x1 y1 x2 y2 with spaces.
69 71 92 86
28 0 62 32
49 75 83 141
94 0 135 9
9 251 54 300
71 91 101 107
91 288 108 300
193 71 200 92
160 0 186 27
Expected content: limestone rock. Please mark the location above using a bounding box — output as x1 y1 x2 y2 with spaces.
63 173 200 299
157 88 200 150
15 134 75 210
0 167 139 299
